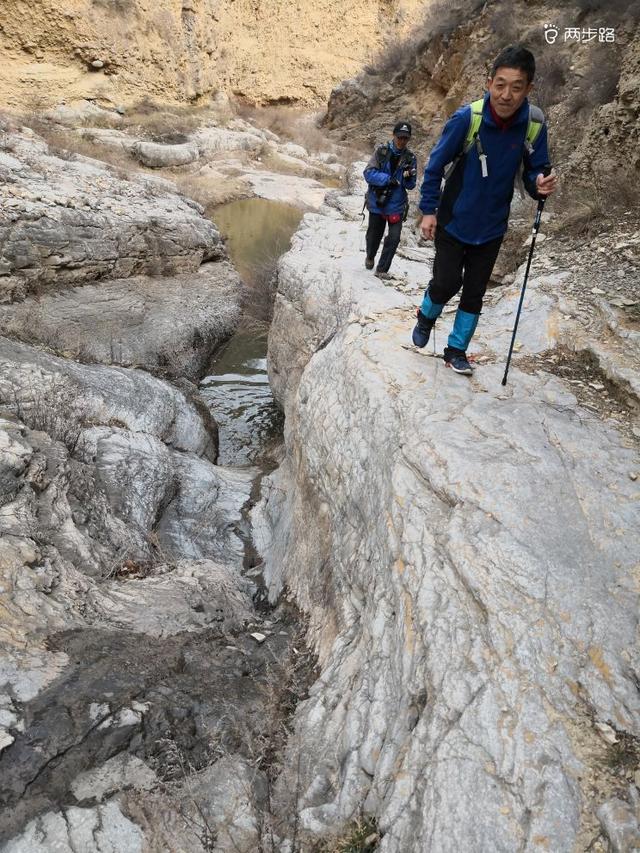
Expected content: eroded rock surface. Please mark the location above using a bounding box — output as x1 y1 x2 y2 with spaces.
255 171 640 850
0 264 242 379
0 126 224 302
0 352 293 848
0 104 318 851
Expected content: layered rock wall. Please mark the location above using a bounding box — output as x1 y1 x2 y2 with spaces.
0 0 427 109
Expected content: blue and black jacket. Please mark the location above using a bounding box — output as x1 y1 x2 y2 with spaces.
419 93 551 245
364 141 418 216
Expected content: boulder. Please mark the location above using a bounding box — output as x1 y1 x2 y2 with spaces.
0 263 242 379
132 139 200 168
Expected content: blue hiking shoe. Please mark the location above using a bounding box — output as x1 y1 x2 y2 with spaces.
412 309 435 348
444 346 474 375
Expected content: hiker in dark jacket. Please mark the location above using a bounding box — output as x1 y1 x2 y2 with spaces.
363 121 417 279
412 44 558 374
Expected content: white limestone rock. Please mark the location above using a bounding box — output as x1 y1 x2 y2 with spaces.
71 754 157 802
1 801 144 853
245 170 328 210
0 263 242 379
192 126 264 157
0 127 223 300
256 184 640 850
0 337 212 456
132 139 200 168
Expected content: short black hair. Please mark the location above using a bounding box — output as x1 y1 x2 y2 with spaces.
491 45 536 83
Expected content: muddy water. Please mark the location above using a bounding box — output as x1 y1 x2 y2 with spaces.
201 198 302 469
209 196 302 288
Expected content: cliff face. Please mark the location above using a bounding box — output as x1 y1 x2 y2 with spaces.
323 1 640 217
0 0 426 109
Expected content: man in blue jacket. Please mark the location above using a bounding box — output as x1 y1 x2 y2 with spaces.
412 44 558 374
363 121 417 279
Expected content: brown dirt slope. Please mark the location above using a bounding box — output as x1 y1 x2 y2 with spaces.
323 0 640 219
0 0 427 109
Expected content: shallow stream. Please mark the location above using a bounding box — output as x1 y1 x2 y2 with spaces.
201 197 302 469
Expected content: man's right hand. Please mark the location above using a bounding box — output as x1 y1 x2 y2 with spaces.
420 214 437 241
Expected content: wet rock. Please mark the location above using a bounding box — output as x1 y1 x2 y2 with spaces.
0 611 286 845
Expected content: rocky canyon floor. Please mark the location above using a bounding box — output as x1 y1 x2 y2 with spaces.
0 103 338 852
0 99 639 853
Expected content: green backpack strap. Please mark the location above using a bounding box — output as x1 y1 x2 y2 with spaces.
525 104 545 152
465 98 485 149
444 98 545 183
466 99 544 151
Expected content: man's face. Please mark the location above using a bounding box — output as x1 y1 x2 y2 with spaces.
487 66 532 119
394 134 410 149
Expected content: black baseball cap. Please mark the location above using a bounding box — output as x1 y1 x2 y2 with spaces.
393 121 412 137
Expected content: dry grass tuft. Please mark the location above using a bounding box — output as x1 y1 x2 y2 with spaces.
308 817 380 852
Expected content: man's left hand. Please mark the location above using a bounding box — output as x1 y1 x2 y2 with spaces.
536 171 558 197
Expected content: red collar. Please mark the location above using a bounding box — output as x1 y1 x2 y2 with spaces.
488 101 516 131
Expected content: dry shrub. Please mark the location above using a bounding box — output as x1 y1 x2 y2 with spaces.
485 8 520 49
410 0 487 44
30 121 140 174
236 103 328 154
10 385 83 454
555 168 638 237
373 0 486 78
121 99 217 141
308 817 380 852
574 0 640 22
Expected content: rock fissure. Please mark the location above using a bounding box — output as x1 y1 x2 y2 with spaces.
0 108 331 851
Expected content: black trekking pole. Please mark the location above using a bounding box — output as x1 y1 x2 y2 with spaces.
501 165 552 386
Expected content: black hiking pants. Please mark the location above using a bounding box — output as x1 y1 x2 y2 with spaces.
429 225 503 313
366 213 403 273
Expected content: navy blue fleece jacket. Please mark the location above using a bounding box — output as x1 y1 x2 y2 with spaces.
419 93 551 245
363 141 417 216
